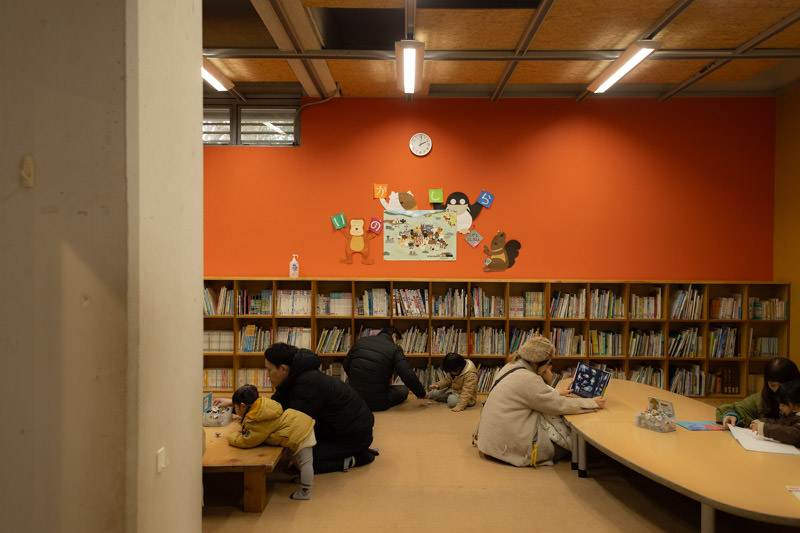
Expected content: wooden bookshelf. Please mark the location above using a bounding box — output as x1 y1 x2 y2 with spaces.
203 278 789 400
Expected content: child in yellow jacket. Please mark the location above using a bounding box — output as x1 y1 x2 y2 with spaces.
429 352 478 412
229 384 316 500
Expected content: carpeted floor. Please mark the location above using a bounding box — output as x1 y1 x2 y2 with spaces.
202 398 799 533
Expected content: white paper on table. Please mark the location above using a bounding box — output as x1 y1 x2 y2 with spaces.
727 424 800 455
787 486 800 501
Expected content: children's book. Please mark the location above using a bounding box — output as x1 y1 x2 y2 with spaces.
676 420 725 431
203 391 213 413
571 361 612 398
728 424 800 455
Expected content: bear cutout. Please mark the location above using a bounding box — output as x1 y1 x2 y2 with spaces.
482 231 521 272
341 218 377 265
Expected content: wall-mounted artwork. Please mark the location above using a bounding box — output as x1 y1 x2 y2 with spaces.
341 218 377 265
379 190 417 210
483 231 521 272
383 210 457 261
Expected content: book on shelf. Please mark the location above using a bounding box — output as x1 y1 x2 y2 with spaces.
317 291 352 316
431 325 468 354
710 294 742 319
628 329 663 357
236 368 271 389
550 289 586 319
630 288 661 319
203 368 233 389
629 366 664 388
589 330 622 356
590 288 625 319
748 297 786 320
571 361 611 398
276 289 311 315
551 327 585 355
670 285 703 320
470 326 506 355
669 365 705 396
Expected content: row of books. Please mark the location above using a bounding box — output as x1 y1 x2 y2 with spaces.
749 335 779 357
471 287 505 318
356 288 390 316
275 326 312 349
710 294 742 319
317 292 353 316
629 329 664 357
237 368 272 389
667 327 701 357
552 327 585 355
204 286 234 315
204 368 233 388
431 325 468 354
589 330 623 356
276 289 312 315
630 289 661 319
508 327 542 354
471 326 506 355
392 288 429 316
399 325 428 354
237 289 272 315
669 365 706 396
204 330 234 352
708 326 737 358
550 289 587 319
239 325 271 353
322 362 347 382
316 327 352 353
670 285 703 320
749 297 787 320
589 288 625 319
629 366 665 388
509 291 545 318
432 288 469 317
708 367 740 394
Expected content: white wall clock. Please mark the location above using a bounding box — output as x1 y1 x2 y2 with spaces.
409 132 432 156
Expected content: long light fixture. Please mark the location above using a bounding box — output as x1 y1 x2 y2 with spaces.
587 40 662 94
202 57 234 92
395 40 424 94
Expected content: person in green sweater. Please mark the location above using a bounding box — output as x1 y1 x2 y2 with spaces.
715 357 800 427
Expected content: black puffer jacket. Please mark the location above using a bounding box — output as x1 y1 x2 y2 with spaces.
343 332 427 410
271 348 373 442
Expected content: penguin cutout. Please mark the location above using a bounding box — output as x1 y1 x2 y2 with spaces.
442 192 482 234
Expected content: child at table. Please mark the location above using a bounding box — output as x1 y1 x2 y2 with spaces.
428 352 478 412
228 384 316 500
749 380 800 447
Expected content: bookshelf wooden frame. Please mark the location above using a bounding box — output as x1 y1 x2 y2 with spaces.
203 278 789 400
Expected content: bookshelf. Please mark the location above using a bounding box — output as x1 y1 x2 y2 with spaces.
203 278 789 400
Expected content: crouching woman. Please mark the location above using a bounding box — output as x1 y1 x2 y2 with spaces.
473 336 605 466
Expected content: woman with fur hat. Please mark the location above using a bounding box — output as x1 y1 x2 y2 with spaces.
473 336 605 467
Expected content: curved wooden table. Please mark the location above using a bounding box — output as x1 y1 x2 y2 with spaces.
564 379 800 533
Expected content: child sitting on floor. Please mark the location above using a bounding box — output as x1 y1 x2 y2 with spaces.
750 379 800 447
428 352 478 412
228 384 316 500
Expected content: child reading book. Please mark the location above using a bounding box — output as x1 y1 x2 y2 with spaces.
749 379 800 447
428 352 478 412
228 384 316 500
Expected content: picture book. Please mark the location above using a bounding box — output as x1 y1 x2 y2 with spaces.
203 391 213 413
571 361 612 398
677 421 725 431
728 424 800 455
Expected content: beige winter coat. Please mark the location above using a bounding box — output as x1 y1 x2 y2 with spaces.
431 359 478 410
474 360 598 466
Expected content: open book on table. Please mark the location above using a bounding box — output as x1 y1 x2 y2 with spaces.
728 424 800 455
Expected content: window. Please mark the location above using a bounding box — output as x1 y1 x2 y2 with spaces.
240 108 296 146
202 107 231 145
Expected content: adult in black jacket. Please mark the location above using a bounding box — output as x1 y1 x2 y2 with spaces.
343 326 428 411
266 343 377 473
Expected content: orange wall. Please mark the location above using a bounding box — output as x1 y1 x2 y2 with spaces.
204 97 775 280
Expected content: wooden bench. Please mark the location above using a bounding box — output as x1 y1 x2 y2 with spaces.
203 423 285 512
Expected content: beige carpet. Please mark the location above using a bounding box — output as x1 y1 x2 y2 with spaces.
203 398 798 533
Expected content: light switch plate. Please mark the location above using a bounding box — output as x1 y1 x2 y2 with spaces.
156 446 167 473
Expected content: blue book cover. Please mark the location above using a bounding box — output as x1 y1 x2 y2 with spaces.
571 361 612 398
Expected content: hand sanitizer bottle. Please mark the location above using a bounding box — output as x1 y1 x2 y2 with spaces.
289 254 299 278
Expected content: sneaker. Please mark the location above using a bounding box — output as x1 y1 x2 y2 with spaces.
343 456 356 472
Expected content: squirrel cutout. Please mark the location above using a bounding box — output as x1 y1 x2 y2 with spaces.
482 231 521 272
341 218 377 264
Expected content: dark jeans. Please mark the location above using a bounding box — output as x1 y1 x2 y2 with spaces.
368 384 409 412
312 427 375 473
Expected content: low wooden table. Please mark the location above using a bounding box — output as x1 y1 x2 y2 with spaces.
203 423 285 512
565 379 800 533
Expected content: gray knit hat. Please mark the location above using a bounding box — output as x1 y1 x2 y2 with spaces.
517 336 555 364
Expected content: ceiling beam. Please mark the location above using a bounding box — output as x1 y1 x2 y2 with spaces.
490 0 554 102
660 8 800 101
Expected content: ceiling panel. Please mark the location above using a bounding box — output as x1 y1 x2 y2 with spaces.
426 60 506 84
700 58 784 83
328 59 398 97
657 0 800 49
529 0 675 50
509 60 603 85
212 58 298 82
620 59 713 84
416 9 534 50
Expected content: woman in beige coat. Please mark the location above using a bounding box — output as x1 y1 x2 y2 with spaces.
474 336 605 466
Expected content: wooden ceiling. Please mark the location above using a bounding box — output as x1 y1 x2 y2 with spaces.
203 0 800 101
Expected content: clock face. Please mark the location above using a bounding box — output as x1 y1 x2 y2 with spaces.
409 132 432 156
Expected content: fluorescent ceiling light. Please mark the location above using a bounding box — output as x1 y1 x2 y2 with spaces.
588 40 662 94
202 57 234 92
395 40 424 94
